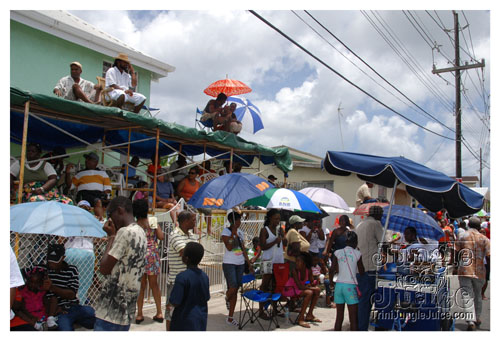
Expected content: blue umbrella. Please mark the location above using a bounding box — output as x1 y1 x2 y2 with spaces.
10 201 106 237
323 151 484 218
381 205 444 241
226 96 264 134
188 173 274 210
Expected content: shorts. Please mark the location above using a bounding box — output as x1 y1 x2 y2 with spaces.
222 263 245 289
334 282 359 305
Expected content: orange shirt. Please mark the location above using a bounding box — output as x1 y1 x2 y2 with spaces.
179 179 200 201
439 225 453 243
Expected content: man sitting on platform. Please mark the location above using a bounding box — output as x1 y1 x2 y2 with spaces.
54 62 102 104
104 53 146 113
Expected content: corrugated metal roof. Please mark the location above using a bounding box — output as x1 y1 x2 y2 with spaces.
11 10 175 79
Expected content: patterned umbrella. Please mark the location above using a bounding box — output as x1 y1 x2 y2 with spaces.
353 202 389 216
226 96 264 134
245 188 321 213
381 205 444 241
203 78 252 97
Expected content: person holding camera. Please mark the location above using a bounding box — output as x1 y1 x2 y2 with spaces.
105 53 146 113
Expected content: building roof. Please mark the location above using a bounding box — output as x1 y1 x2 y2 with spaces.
10 10 175 80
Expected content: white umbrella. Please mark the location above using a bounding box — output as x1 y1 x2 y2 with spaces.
299 187 349 210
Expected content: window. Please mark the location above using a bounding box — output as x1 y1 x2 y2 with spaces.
302 180 334 192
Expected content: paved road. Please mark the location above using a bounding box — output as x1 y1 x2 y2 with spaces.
129 275 489 332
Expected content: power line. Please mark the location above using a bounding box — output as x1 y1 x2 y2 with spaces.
300 10 455 133
362 10 455 113
248 10 455 141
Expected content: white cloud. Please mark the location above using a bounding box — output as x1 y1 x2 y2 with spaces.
68 9 490 185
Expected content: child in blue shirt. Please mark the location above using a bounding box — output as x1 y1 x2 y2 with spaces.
169 242 210 331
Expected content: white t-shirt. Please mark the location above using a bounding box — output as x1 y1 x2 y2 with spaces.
317 227 330 249
261 226 284 264
10 247 24 288
10 160 57 178
334 246 361 284
299 226 322 253
222 228 246 265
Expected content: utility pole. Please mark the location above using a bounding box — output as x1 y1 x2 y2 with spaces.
479 147 482 187
432 10 485 180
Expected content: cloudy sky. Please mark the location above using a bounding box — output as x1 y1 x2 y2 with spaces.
67 7 490 186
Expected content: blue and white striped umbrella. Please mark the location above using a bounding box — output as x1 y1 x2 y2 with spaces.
226 96 264 134
381 205 444 241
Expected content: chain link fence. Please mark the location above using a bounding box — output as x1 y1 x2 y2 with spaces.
10 209 267 311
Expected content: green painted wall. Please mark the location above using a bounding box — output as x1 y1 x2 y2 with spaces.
10 20 151 102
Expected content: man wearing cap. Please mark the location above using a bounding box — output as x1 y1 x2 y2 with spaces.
104 53 146 113
267 174 278 187
41 243 96 331
54 62 102 103
284 215 310 273
354 205 390 330
68 152 111 217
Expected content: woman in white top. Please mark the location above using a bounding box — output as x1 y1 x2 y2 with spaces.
221 211 253 327
257 209 284 319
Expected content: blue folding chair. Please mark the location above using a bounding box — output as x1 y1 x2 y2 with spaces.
195 108 214 131
238 274 280 330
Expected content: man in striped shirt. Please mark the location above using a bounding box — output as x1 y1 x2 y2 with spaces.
68 152 111 217
165 211 197 330
43 243 96 331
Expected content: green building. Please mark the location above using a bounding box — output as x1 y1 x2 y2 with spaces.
10 10 175 166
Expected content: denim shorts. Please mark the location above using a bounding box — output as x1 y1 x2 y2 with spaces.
222 263 245 289
334 282 359 305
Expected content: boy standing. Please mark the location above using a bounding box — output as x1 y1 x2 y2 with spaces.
169 242 210 331
94 196 147 331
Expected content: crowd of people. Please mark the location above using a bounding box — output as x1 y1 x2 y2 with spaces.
9 120 490 333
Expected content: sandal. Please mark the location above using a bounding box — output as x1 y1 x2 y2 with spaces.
153 315 164 323
226 317 239 326
305 317 322 323
135 317 144 324
298 320 311 328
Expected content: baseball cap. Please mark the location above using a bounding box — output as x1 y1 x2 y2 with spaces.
289 215 306 225
70 61 82 70
77 200 91 208
84 152 99 162
47 244 65 263
268 174 278 181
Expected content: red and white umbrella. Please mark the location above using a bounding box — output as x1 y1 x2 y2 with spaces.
203 77 252 97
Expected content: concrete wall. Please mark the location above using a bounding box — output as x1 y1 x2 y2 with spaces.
10 20 151 103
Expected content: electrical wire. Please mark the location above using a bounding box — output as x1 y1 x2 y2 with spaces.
300 10 455 133
248 10 455 140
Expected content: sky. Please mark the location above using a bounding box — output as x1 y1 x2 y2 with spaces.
35 6 495 186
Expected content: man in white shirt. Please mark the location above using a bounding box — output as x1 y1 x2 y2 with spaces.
54 62 102 103
355 181 375 207
105 53 146 113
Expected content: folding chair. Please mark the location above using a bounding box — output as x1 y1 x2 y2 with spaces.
273 263 304 325
238 274 279 330
195 108 214 132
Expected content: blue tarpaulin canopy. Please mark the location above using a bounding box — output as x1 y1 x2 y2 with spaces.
323 151 484 218
10 87 292 172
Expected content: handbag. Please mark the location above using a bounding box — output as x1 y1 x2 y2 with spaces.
343 248 362 298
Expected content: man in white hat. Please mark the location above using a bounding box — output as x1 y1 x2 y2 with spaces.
104 53 147 113
54 61 102 103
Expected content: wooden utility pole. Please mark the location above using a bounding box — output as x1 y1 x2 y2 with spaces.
432 10 485 180
479 148 482 187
